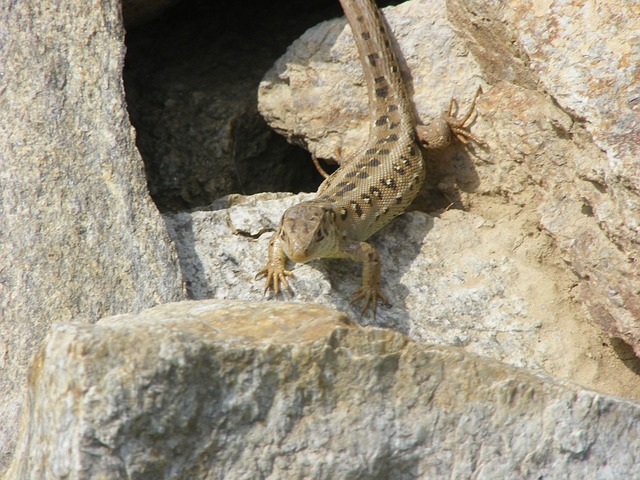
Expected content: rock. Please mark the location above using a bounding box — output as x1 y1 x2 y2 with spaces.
6 299 640 479
0 0 185 470
448 0 640 366
259 0 485 165
257 0 640 354
163 193 640 400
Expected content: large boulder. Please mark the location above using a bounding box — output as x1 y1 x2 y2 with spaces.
6 300 640 479
0 0 185 470
258 0 640 356
164 192 640 400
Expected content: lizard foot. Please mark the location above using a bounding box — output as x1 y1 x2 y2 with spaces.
350 285 389 319
444 86 484 145
256 264 295 298
416 86 484 149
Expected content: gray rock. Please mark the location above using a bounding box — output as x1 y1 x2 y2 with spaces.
0 0 185 470
6 299 640 479
257 0 640 355
163 192 640 400
449 0 640 374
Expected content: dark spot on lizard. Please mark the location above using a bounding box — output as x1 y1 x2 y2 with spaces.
334 182 356 197
376 148 390 155
350 200 363 217
339 207 348 220
356 171 369 179
375 115 389 126
370 186 383 199
345 171 358 178
389 122 400 129
366 148 377 155
367 53 379 67
388 104 398 112
361 31 370 40
361 193 372 204
375 86 388 98
374 76 385 84
393 165 405 175
322 208 336 220
381 178 396 189
368 157 380 167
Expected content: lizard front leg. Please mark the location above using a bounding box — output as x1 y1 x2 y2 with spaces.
256 231 294 296
342 240 388 317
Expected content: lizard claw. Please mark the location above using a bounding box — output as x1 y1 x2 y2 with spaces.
256 265 295 297
350 286 389 319
417 86 484 149
445 86 485 146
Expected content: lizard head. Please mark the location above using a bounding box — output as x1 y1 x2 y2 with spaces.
278 203 337 263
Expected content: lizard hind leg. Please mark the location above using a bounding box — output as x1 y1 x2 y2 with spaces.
416 86 484 149
446 86 484 145
311 146 343 183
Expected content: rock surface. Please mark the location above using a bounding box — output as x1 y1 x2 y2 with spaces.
3 0 639 475
6 300 640 479
449 0 640 379
0 0 185 470
164 193 640 400
258 0 640 355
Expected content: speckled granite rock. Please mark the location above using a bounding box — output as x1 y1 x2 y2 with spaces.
0 0 185 470
6 300 640 479
258 0 640 355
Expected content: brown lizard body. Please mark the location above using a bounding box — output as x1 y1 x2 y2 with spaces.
258 0 480 316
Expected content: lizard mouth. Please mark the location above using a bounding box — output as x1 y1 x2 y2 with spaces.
288 250 310 263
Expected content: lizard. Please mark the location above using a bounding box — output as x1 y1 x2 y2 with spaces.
257 0 481 316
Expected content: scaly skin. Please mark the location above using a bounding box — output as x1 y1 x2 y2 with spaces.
257 0 480 316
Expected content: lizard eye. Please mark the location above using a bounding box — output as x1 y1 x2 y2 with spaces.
316 229 324 239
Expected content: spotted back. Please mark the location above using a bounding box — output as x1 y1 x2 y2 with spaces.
316 0 425 241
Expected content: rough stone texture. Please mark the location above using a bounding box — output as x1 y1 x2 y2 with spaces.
6 299 640 479
123 0 331 211
0 0 185 471
259 0 485 165
257 0 640 354
448 0 640 371
163 193 640 400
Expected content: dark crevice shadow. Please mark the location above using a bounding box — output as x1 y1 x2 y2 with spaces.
610 338 640 377
162 213 211 300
